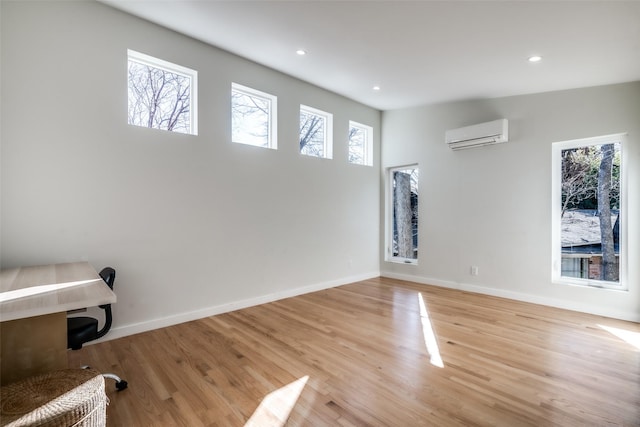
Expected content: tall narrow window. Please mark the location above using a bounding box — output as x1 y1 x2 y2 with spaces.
348 121 373 166
231 83 277 149
300 105 333 159
387 165 419 264
127 50 197 135
552 134 626 289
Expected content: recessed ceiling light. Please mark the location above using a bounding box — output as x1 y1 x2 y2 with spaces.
373 85 381 91
296 49 307 56
528 55 542 63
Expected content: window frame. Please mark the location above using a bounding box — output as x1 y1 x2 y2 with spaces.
299 105 333 159
551 133 628 290
231 83 278 149
127 49 198 135
348 121 373 166
386 164 420 265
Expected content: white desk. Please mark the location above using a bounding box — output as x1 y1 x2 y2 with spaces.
0 262 116 385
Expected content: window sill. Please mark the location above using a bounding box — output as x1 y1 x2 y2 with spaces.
387 258 418 266
554 277 628 292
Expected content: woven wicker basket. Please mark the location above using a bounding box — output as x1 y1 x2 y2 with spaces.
0 368 107 427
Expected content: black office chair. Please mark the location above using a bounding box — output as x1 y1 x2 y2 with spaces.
67 266 128 391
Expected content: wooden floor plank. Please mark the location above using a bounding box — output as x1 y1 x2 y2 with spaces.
68 277 640 426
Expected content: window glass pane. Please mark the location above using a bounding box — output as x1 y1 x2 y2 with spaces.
391 167 419 262
231 83 277 149
127 50 196 135
559 141 621 284
300 106 332 158
349 126 365 164
348 121 373 166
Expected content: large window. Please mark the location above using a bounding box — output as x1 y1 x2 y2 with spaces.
299 105 333 159
552 134 626 289
387 165 419 264
127 50 197 135
348 121 373 166
231 83 277 149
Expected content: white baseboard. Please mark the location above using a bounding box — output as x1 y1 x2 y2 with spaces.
102 271 381 342
90 269 637 346
381 271 640 323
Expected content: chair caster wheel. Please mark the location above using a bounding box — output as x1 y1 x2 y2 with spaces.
115 380 128 391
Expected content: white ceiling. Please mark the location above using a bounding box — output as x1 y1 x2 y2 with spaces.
102 0 640 111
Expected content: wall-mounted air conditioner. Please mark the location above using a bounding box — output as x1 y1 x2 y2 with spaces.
445 119 509 150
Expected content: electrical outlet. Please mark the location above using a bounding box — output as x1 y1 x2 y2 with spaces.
471 266 479 276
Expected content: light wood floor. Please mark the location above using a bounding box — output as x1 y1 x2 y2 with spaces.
68 277 640 426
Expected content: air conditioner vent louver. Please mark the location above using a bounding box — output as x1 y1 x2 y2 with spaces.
445 119 508 150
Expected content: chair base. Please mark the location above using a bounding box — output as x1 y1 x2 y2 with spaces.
104 373 128 391
81 366 128 392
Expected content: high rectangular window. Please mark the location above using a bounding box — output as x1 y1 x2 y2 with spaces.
348 121 373 166
300 105 333 159
552 134 627 289
387 165 419 264
231 83 277 149
127 50 197 135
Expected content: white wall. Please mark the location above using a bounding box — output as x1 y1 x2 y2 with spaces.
3 2 637 338
381 82 640 321
1 1 381 337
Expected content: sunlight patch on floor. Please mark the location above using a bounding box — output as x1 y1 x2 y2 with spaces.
244 375 309 427
598 324 640 351
418 293 444 368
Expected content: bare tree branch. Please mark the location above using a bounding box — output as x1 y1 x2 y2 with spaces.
128 61 192 133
